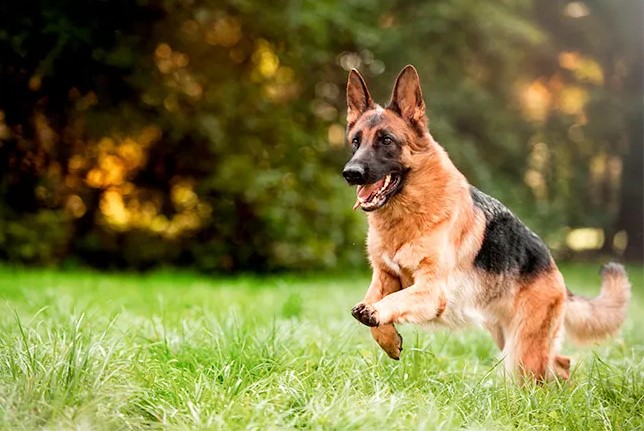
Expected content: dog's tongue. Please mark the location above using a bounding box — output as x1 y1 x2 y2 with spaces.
352 177 385 210
357 178 385 200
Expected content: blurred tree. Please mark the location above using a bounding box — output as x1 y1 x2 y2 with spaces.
590 0 644 262
532 0 643 261
0 0 162 264
0 0 640 270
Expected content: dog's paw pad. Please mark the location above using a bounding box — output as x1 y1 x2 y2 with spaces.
351 303 379 327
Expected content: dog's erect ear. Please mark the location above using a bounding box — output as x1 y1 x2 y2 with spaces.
388 65 427 131
346 69 374 127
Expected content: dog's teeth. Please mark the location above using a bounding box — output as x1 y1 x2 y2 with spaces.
352 199 361 210
380 175 390 193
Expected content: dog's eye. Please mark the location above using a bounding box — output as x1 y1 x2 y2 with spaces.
351 137 360 149
382 136 393 145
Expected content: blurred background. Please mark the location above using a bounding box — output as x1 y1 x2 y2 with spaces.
0 0 641 273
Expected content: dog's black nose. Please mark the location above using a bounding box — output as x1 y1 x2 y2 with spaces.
343 164 366 185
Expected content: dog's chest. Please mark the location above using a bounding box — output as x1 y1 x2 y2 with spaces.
379 251 416 288
375 236 424 274
442 271 487 328
381 253 402 276
380 251 487 328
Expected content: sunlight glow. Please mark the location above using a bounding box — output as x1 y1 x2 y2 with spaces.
253 39 280 79
65 195 86 218
557 86 588 115
327 124 345 147
566 228 604 250
613 230 628 253
519 80 551 122
206 16 241 47
564 2 590 19
80 126 215 237
559 52 604 85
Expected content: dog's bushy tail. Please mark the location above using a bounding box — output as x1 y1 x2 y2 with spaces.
564 262 631 344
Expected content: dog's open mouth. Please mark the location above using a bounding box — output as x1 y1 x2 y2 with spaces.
353 174 401 211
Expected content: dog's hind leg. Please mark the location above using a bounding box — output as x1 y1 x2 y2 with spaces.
485 322 505 350
504 270 566 382
553 355 571 380
353 268 404 359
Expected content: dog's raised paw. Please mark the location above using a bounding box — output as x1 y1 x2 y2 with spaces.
351 302 379 327
390 332 403 360
371 325 403 360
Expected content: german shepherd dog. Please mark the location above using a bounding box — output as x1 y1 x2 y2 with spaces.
343 65 631 382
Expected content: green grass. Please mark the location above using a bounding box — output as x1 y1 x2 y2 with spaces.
0 264 642 430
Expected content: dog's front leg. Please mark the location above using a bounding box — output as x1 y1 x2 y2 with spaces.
353 277 446 327
352 268 403 359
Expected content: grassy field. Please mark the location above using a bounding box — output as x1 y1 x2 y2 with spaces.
0 263 642 430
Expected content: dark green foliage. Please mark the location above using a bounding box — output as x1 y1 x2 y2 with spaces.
0 210 70 264
0 0 640 271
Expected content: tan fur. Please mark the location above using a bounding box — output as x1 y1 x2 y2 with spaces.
347 66 631 382
503 269 566 381
564 263 631 344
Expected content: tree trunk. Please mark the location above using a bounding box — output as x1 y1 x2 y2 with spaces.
614 47 643 263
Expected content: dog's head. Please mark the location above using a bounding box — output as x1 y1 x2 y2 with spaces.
343 65 432 211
